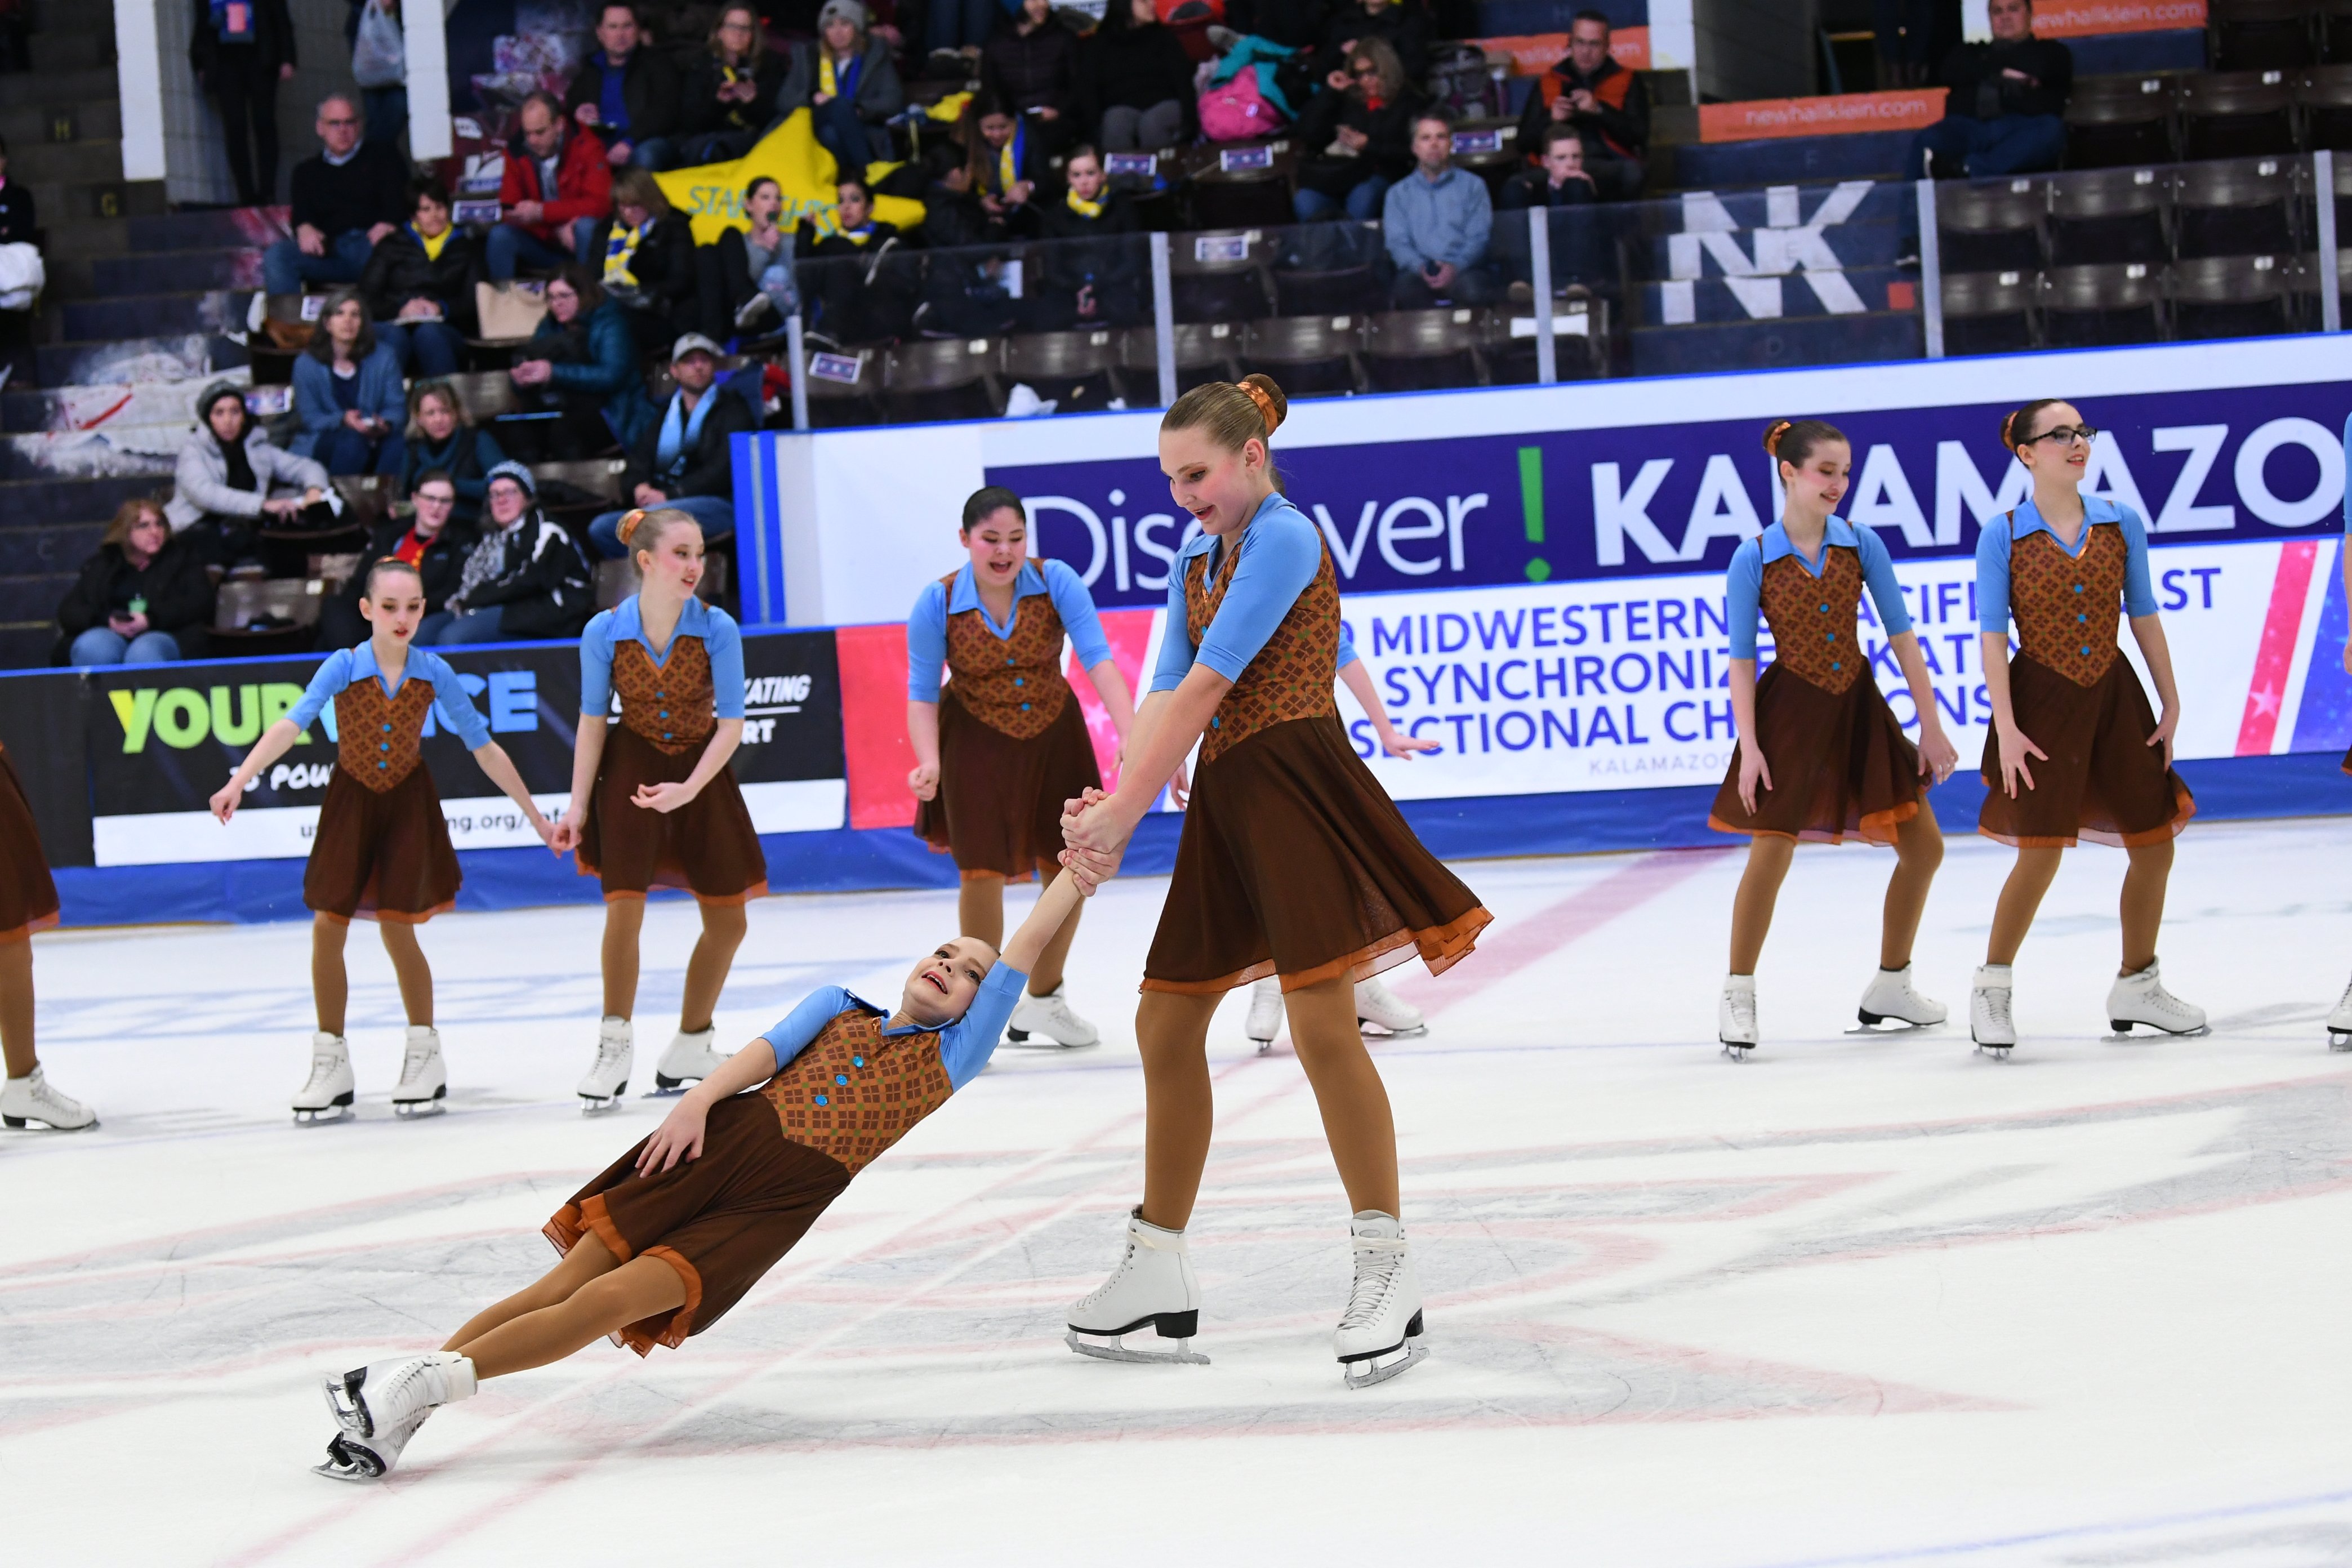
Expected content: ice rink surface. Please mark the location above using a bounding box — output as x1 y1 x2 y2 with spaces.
8 818 2352 1566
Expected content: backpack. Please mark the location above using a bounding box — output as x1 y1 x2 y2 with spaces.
1199 71 1284 143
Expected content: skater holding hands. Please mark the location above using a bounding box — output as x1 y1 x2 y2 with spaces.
1708 418 1957 1053
0 736 92 1131
210 559 553 1121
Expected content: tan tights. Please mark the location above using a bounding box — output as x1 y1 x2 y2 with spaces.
1134 973 1398 1231
957 872 1083 997
1727 804 1945 975
0 937 32 1078
311 915 435 1036
441 1233 685 1380
601 897 748 1031
1987 838 2173 974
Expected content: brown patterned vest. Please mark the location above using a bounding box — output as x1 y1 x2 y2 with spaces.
1759 547 1868 695
332 676 438 792
761 1007 956 1176
612 635 716 756
1185 533 1341 764
2008 522 2128 687
940 571 1072 740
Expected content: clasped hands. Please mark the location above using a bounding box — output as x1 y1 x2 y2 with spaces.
1057 787 1127 894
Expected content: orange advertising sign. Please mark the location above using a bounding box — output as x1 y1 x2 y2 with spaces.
2026 0 2206 37
1699 88 1948 143
1467 26 1650 78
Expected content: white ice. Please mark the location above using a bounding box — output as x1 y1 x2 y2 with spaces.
8 818 2352 1566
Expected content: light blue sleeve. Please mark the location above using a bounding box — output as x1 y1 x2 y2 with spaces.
1855 529 1914 636
577 611 618 715
2344 411 2352 534
421 652 493 750
285 649 354 734
1148 560 1198 694
759 986 858 1073
1192 512 1322 683
1337 620 1357 671
1044 559 1113 671
1725 541 1764 660
906 580 948 703
704 610 746 720
1976 518 2013 634
2117 505 2158 618
937 962 1031 1089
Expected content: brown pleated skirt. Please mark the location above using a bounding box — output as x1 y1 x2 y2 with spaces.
577 723 769 902
0 746 57 943
1143 714 1490 996
1707 664 1925 847
304 766 461 924
544 1094 853 1355
1979 655 2196 849
914 691 1102 881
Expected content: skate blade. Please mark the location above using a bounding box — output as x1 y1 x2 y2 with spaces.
2330 1031 2352 1052
578 1095 624 1115
0 1114 97 1132
1359 1021 1428 1040
391 1100 446 1120
1847 1015 1945 1036
643 1081 693 1098
1720 1041 1754 1059
322 1373 371 1438
311 1435 386 1482
1254 1038 1276 1055
1974 1041 2015 1059
1064 1330 1210 1366
292 1106 353 1126
1343 1339 1429 1389
2103 1022 2210 1044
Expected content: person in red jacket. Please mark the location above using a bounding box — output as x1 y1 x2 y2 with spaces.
489 91 616 281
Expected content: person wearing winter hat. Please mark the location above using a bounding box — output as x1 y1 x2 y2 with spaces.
777 0 905 185
164 380 333 569
418 462 596 646
587 334 752 560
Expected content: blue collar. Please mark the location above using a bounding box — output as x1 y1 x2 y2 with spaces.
839 987 944 1039
946 560 1048 637
348 638 419 697
1178 492 1289 571
2009 495 2122 558
614 593 712 662
1758 516 1859 578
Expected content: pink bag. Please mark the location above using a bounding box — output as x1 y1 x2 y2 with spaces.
1198 72 1284 143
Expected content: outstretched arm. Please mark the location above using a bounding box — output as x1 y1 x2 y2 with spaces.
210 719 306 822
469 740 555 844
1002 866 1089 975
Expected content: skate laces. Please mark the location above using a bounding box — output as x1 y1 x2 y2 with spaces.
398 1041 435 1086
301 1051 343 1092
1339 1236 1406 1331
21 1072 81 1117
1073 1238 1139 1312
1980 985 2013 1028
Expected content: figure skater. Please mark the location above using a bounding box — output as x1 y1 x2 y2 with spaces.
310 866 1092 1480
1058 375 1490 1387
1972 398 2200 1054
1708 418 1959 1054
0 738 92 1131
906 484 1135 1048
211 560 552 1121
551 508 767 1110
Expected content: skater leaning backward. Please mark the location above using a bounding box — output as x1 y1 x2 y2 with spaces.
312 864 1094 1480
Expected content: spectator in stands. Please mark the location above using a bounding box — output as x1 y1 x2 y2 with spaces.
0 136 38 318
967 92 1046 238
262 95 406 299
1228 0 1330 53
291 288 406 476
1081 0 1197 159
1384 109 1495 306
166 381 332 569
779 0 907 185
491 90 614 280
1515 10 1648 202
927 0 1000 68
189 0 297 207
1498 122 1609 292
1909 0 2071 181
1874 0 1963 90
398 381 507 527
421 463 596 646
983 0 1079 150
678 4 786 165
702 175 798 337
315 469 474 650
1028 146 1142 328
1499 122 1599 211
349 0 409 154
1292 38 1418 224
603 167 703 356
914 143 1021 336
1311 0 1428 88
360 180 479 377
797 176 907 345
510 265 653 457
589 333 755 559
56 498 214 666
564 2 683 171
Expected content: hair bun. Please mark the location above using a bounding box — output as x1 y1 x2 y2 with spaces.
1237 373 1286 435
616 509 648 547
1762 419 1793 457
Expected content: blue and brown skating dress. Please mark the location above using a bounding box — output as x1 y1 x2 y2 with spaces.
1976 497 2194 848
1142 494 1489 995
545 963 1030 1353
0 742 57 943
906 558 1112 880
283 643 491 923
1708 517 1926 844
576 595 767 903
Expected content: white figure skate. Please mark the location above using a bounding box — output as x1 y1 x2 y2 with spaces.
2329 973 2352 1050
1971 964 2016 1057
323 1352 476 1440
1355 977 1427 1039
0 1066 95 1131
293 1033 355 1124
2105 958 2208 1040
313 1407 431 1481
1854 964 1948 1032
392 1026 446 1118
1245 977 1284 1053
1005 985 1100 1048
1335 1210 1427 1389
653 1026 724 1092
1718 974 1758 1057
1066 1209 1209 1365
577 1017 632 1112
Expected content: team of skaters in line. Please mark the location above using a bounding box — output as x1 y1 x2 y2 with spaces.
0 387 2334 1482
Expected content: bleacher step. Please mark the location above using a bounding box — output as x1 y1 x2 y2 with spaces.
1629 311 1926 377
0 68 122 113
0 522 107 580
63 289 246 342
128 208 288 254
1669 131 1913 193
1 374 235 436
35 334 247 394
85 249 262 299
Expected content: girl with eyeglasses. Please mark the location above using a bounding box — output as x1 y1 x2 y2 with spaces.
1970 399 2201 1055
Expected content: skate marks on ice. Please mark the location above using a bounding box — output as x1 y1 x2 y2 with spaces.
1749 1486 2352 1567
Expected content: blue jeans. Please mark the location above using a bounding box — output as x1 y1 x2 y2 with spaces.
627 135 676 171
70 627 181 665
316 426 404 476
1906 113 2066 181
262 228 376 296
378 319 464 376
810 95 876 179
588 492 736 559
927 0 1006 54
418 606 506 645
1294 176 1389 224
485 220 602 282
363 86 407 157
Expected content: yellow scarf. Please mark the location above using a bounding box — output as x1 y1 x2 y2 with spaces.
996 128 1019 194
820 48 859 99
1065 190 1103 219
414 223 451 261
603 220 643 288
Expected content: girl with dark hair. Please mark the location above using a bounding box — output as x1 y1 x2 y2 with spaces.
906 485 1136 1049
982 0 1079 148
1080 0 1197 155
292 289 407 475
966 92 1046 237
1709 418 1957 1054
701 175 799 337
677 4 785 165
1291 38 1422 224
603 168 702 354
1970 398 2200 1055
362 182 482 378
1058 375 1489 1387
511 265 656 457
166 380 333 567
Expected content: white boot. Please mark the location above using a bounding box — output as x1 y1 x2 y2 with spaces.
2329 973 2352 1050
1971 964 2016 1054
313 1407 431 1481
1066 1209 1209 1365
322 1352 476 1440
1245 977 1284 1052
1718 974 1758 1055
577 1017 632 1112
1856 964 1948 1030
2106 957 2207 1038
293 1033 355 1124
392 1026 446 1118
1335 1210 1428 1388
1355 976 1427 1038
1006 985 1100 1048
0 1066 95 1131
654 1026 724 1090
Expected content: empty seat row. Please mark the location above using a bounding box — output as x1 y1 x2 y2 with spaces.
2066 65 2352 167
1937 157 2327 270
2208 0 2352 74
1940 252 2323 355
